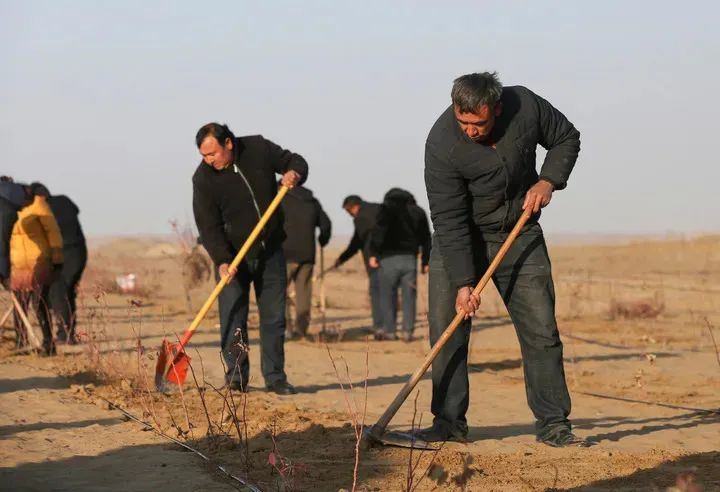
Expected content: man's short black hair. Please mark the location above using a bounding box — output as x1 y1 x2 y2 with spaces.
30 182 50 197
342 195 362 209
195 123 236 148
0 176 13 183
451 72 503 113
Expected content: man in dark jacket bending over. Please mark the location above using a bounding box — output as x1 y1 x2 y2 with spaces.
193 123 306 395
368 188 431 341
332 196 383 332
420 72 587 447
281 185 331 340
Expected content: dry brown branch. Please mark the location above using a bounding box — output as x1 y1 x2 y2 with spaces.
703 317 720 370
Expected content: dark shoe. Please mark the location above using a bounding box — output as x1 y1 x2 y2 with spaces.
225 379 249 392
374 330 398 341
285 331 303 341
414 423 467 443
40 343 57 357
537 428 591 448
266 381 297 395
55 332 78 345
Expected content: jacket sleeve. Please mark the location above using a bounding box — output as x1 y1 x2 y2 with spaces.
425 142 475 288
316 202 332 247
367 206 389 258
264 137 309 185
415 207 432 267
532 90 581 190
336 230 362 266
0 208 17 280
193 178 234 266
36 197 64 265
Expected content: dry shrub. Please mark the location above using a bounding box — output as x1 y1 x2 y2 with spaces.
609 292 665 319
182 246 211 291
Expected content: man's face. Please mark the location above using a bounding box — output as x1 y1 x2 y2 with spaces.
454 103 502 142
199 136 234 170
344 204 360 218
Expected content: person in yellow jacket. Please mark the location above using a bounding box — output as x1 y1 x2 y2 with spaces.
10 184 64 354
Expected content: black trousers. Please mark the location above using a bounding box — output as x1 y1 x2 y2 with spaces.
217 248 288 387
48 245 87 340
428 224 571 439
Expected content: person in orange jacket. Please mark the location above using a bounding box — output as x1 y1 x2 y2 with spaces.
9 183 64 355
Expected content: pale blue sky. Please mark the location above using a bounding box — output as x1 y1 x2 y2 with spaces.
2 1 718 238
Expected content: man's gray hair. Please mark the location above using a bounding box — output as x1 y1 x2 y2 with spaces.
451 72 503 113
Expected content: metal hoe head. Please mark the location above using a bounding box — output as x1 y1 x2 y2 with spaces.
360 425 438 451
155 339 192 392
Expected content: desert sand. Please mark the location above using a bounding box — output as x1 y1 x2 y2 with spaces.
1 234 718 491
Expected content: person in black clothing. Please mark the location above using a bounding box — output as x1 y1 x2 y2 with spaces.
419 72 587 448
31 183 87 344
368 188 431 341
332 195 383 332
281 185 332 339
193 122 306 395
0 179 23 289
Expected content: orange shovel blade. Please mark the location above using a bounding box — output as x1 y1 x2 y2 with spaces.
155 339 192 390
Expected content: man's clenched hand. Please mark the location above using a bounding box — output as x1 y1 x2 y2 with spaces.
523 180 554 213
281 170 301 188
455 286 481 319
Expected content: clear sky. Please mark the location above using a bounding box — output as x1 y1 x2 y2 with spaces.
2 1 718 239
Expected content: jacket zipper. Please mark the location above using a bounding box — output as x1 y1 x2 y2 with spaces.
233 164 266 250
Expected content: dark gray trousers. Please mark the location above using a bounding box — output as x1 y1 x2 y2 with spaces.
428 224 571 439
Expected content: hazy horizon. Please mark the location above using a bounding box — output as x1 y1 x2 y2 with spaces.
3 1 719 239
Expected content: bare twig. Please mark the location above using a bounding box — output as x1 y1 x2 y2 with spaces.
703 317 720 370
97 395 261 492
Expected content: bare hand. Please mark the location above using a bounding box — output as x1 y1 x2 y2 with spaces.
219 263 237 279
281 170 301 188
368 257 379 269
523 180 554 213
421 265 429 274
455 286 481 319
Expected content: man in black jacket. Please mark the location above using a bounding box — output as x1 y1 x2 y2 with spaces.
193 122 306 395
31 183 87 344
368 188 431 341
332 195 383 332
420 72 586 447
281 185 331 339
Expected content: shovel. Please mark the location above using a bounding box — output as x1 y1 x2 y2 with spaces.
316 247 339 342
361 208 533 449
155 185 289 391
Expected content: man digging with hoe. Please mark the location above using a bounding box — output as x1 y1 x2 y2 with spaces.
364 72 589 449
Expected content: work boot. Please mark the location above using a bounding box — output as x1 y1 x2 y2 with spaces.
266 381 297 395
224 378 250 392
537 428 591 448
413 422 467 443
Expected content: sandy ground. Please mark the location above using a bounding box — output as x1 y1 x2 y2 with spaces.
1 234 719 490
0 359 233 491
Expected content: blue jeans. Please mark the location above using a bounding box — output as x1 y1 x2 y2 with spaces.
428 224 571 439
217 248 288 387
379 254 417 334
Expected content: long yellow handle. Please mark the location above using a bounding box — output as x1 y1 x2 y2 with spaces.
179 185 289 346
